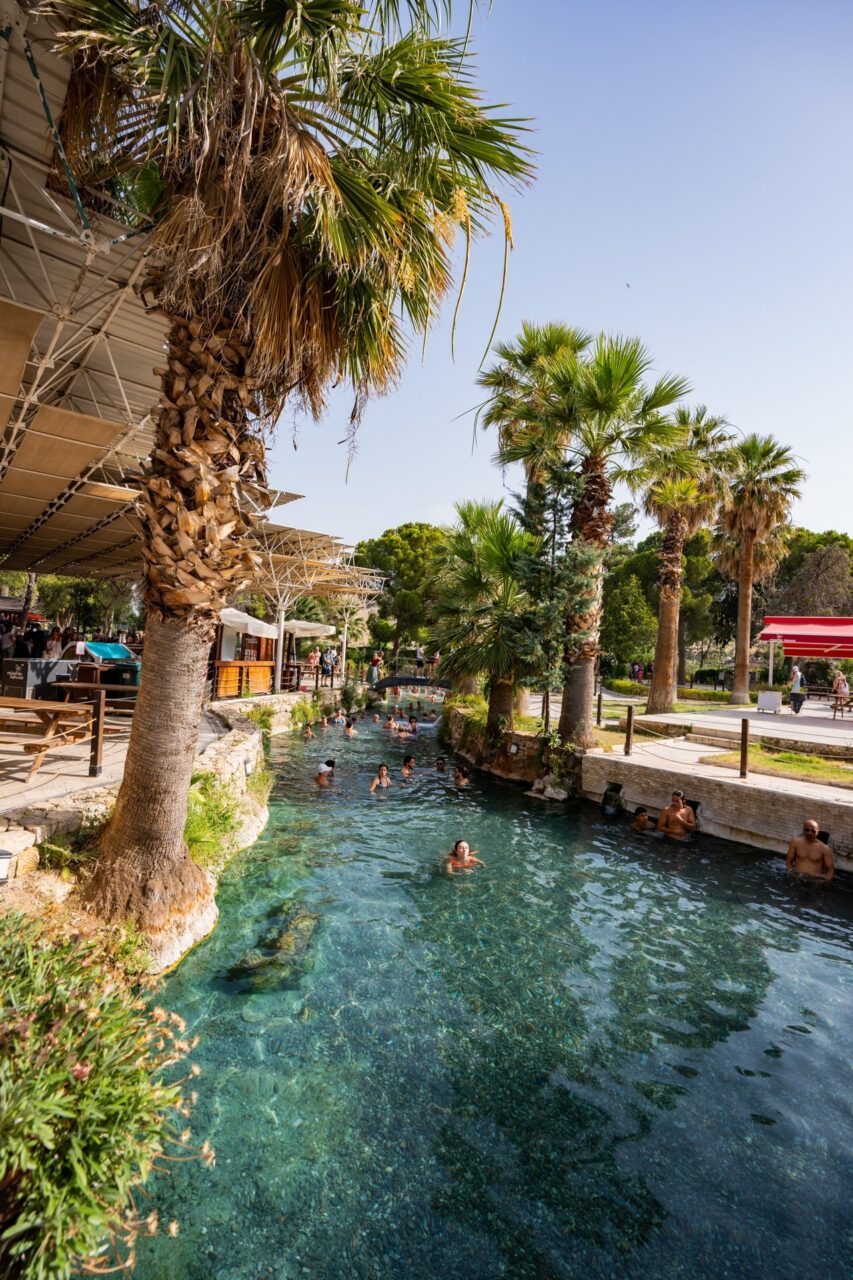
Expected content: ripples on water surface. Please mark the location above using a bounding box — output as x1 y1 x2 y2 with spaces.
136 722 853 1280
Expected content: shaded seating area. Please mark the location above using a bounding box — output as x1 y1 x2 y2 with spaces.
0 696 98 780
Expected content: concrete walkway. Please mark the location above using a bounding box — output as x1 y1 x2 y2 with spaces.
638 702 853 750
0 709 226 817
623 736 853 810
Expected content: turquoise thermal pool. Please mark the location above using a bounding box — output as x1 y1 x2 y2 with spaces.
135 721 853 1280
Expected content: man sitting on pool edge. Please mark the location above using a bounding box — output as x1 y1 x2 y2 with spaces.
786 821 834 882
657 791 696 840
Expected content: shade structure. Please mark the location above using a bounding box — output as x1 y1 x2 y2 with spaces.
279 620 336 639
758 617 853 658
219 608 278 640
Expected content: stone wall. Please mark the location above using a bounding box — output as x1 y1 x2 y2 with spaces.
1 709 270 885
209 690 307 735
443 706 543 784
581 752 853 871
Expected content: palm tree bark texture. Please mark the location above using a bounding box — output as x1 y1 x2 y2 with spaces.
646 512 688 714
732 532 756 705
558 458 610 748
85 318 265 962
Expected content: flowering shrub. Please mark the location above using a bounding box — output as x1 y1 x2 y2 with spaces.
0 914 210 1279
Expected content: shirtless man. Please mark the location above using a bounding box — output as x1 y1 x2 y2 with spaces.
402 754 415 779
313 760 335 787
657 791 696 840
444 840 484 875
454 766 470 788
632 806 652 832
786 821 834 882
344 718 358 737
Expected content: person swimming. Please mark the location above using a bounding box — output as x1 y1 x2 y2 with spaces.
344 718 358 737
314 759 335 787
631 805 651 832
657 791 696 840
786 821 834 882
369 763 392 793
402 754 415 779
436 757 446 772
444 840 484 875
372 713 381 723
302 724 315 741
454 765 470 788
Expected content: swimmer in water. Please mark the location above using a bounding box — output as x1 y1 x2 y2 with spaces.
302 724 315 741
657 791 696 840
454 765 470 788
372 713 381 724
314 759 335 786
631 805 651 832
384 714 396 730
369 763 392 793
436 757 446 772
786 821 834 882
444 840 484 875
402 754 415 779
344 718 358 737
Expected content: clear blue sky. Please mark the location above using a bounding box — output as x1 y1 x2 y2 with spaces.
267 0 853 545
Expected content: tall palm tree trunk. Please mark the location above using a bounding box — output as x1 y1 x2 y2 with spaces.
85 616 217 964
486 675 515 737
646 515 686 714
84 315 265 961
731 534 755 704
558 459 610 747
677 613 688 686
18 572 36 625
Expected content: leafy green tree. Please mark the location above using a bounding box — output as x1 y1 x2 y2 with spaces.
770 543 853 618
433 502 538 735
600 576 658 667
47 0 531 940
356 522 446 651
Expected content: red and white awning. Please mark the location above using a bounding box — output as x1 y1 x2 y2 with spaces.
758 617 853 658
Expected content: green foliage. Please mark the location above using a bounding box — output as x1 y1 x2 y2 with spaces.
599 575 658 665
290 698 315 728
32 575 135 632
606 679 650 697
0 913 201 1279
184 773 240 867
36 810 113 881
244 703 274 733
356 523 446 648
246 766 274 806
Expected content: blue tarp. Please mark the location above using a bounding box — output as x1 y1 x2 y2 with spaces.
86 642 136 661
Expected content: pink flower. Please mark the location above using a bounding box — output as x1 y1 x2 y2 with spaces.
71 1061 92 1082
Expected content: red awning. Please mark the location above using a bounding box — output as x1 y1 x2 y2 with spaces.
759 617 853 657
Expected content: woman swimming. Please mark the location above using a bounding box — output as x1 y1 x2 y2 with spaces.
369 763 392 794
444 840 484 875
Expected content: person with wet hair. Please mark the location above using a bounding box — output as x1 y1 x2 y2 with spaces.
402 755 416 779
632 806 652 832
657 791 696 840
454 765 470 788
444 840 484 875
370 763 392 794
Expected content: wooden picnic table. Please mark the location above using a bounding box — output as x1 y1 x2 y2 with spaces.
55 681 139 717
832 694 853 719
0 695 95 780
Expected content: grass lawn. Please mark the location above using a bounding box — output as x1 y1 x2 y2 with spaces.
701 745 853 789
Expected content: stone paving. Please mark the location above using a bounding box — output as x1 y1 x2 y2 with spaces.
0 709 225 817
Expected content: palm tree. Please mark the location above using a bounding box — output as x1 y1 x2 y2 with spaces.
433 501 538 737
478 321 592 518
543 335 690 746
717 434 805 703
634 407 733 714
47 0 531 952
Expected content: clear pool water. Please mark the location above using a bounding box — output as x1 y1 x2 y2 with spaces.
136 722 853 1280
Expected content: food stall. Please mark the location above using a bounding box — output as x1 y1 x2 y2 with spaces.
213 608 279 698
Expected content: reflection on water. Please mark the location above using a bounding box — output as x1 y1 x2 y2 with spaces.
135 723 853 1280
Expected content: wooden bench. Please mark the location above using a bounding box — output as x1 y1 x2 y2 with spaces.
0 696 95 780
832 695 853 720
55 681 139 719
